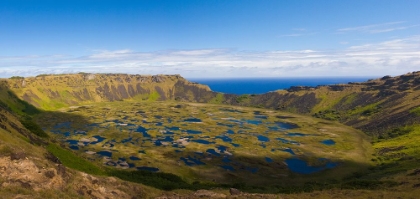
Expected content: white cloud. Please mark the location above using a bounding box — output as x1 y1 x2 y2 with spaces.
337 21 419 34
1 36 419 78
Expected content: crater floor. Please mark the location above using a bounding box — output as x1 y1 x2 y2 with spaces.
36 101 371 185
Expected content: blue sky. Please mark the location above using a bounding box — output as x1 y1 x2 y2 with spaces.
1 0 419 77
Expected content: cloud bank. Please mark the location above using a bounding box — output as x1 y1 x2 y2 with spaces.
1 36 419 78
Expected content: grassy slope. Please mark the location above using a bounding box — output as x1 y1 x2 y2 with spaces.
1 72 419 197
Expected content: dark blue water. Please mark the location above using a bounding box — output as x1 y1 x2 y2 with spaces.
186 130 202 134
91 135 106 144
321 139 336 145
257 135 270 142
97 151 112 157
66 140 79 145
220 165 235 171
184 118 202 122
130 156 141 161
180 156 205 166
217 145 228 153
285 158 338 174
166 126 180 131
283 148 296 155
276 122 299 129
188 77 373 95
216 135 233 142
206 149 220 156
231 143 240 147
192 139 214 144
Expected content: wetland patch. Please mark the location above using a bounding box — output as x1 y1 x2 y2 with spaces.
37 101 369 185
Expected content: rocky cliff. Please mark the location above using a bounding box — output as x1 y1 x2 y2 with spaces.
3 73 213 109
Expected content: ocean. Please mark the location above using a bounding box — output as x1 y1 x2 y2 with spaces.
187 77 374 95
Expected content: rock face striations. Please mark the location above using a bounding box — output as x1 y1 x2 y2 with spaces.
2 71 420 136
3 73 214 108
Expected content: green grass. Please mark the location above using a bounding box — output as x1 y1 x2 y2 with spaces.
209 93 224 104
148 91 161 101
46 143 106 175
409 106 420 116
372 125 420 174
348 102 382 116
20 116 49 138
236 94 251 104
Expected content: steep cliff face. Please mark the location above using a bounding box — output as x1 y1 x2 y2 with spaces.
3 71 420 135
4 74 211 110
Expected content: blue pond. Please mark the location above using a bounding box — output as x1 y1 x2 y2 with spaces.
226 129 235 134
285 158 338 174
97 151 112 157
129 156 141 161
276 122 299 129
166 126 180 131
231 143 240 147
121 137 133 143
283 148 296 155
69 145 79 150
216 135 232 142
206 149 220 156
321 139 336 145
137 167 159 172
245 119 263 125
66 140 79 145
91 135 106 144
222 157 231 163
154 140 162 146
216 145 228 153
192 139 215 145
286 133 307 137
180 156 205 166
136 126 150 137
257 135 270 142
186 130 202 134
184 118 202 122
265 157 273 163
159 136 174 142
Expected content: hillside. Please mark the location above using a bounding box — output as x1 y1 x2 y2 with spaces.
0 71 419 198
